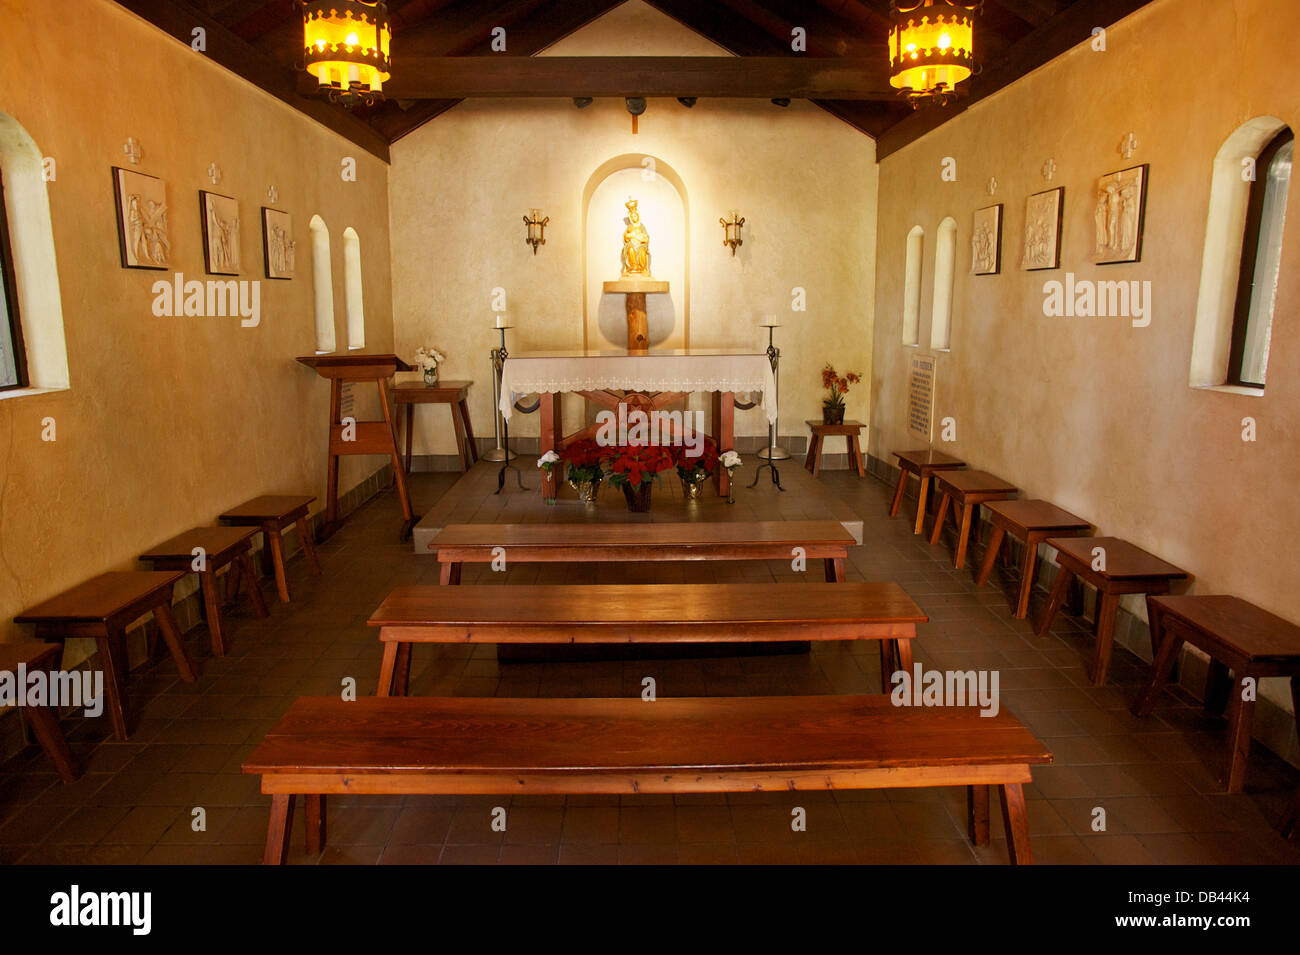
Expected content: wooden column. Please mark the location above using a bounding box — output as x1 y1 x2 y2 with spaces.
625 293 649 352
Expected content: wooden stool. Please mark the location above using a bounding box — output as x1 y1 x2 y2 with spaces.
393 380 478 474
14 571 195 740
889 448 966 535
1133 595 1300 794
1035 537 1188 686
928 470 1017 570
219 496 321 604
804 420 865 478
0 641 81 782
139 526 269 657
975 500 1091 618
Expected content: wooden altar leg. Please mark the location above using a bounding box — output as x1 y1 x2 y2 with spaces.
320 378 343 541
540 392 561 500
711 391 735 498
377 378 417 540
626 293 649 352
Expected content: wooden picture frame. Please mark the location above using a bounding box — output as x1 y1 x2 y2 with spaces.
261 207 295 280
112 167 171 270
970 203 1002 275
1094 164 1148 265
1022 187 1064 271
200 190 241 275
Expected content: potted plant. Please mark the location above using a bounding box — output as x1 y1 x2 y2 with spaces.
673 438 718 501
606 443 674 513
560 438 606 503
414 346 445 385
821 364 861 425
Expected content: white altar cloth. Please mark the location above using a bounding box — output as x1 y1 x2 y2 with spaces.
498 349 778 423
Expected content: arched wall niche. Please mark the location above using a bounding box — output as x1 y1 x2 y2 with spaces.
342 226 364 350
582 154 689 351
308 214 336 354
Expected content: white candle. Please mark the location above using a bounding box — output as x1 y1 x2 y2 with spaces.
495 314 505 328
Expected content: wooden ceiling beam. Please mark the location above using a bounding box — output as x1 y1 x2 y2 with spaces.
990 0 1065 28
875 0 1155 159
381 56 896 100
113 0 390 160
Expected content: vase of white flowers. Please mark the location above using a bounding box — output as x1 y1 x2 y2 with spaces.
720 450 742 504
414 346 445 386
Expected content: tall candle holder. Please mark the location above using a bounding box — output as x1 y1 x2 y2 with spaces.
749 322 786 491
483 331 518 464
492 325 526 494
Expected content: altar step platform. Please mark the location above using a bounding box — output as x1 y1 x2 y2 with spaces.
410 456 864 663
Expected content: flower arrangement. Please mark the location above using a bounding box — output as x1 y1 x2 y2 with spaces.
537 450 560 474
560 438 606 485
605 443 674 490
673 438 719 484
821 364 861 423
414 346 445 385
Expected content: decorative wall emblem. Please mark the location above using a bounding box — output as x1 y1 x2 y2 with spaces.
1093 164 1148 264
1022 187 1064 271
262 207 294 279
971 203 1002 275
200 190 241 275
112 167 170 270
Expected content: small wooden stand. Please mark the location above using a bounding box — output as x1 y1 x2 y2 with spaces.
297 354 417 541
603 277 669 352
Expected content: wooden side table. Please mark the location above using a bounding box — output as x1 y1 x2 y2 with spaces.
139 526 269 656
1133 595 1300 793
804 420 865 478
219 495 320 604
14 571 195 740
975 500 1092 618
928 470 1017 570
0 641 81 782
1036 537 1188 686
889 448 966 535
392 380 478 474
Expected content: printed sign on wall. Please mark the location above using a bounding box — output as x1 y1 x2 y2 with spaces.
907 354 936 444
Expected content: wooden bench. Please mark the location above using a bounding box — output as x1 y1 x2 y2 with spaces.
889 449 966 535
0 641 81 783
369 581 927 696
430 520 857 585
243 695 1053 865
804 420 866 478
219 495 321 603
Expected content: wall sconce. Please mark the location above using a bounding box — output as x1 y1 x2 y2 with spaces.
523 209 549 254
720 212 745 256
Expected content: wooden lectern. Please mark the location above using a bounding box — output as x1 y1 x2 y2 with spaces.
297 354 418 541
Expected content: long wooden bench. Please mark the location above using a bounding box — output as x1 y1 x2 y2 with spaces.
243 695 1052 865
369 581 927 695
429 520 857 584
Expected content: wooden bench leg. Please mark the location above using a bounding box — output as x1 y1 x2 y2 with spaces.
928 492 952 546
25 699 81 783
439 561 462 586
1090 592 1120 686
1224 677 1255 793
1035 566 1075 638
305 795 326 855
95 632 131 741
1014 536 1039 620
896 637 914 678
297 517 323 577
879 640 894 693
1131 627 1183 717
823 556 846 582
267 527 290 602
263 793 295 865
239 552 269 618
459 399 479 464
974 525 1005 588
967 784 990 846
999 783 1033 865
451 402 471 472
953 502 975 569
377 643 398 697
849 434 865 477
913 473 931 536
394 642 412 697
155 604 197 683
1204 660 1232 716
888 467 909 517
199 568 226 657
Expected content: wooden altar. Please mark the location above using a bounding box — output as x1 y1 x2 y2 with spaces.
296 354 418 541
497 349 777 500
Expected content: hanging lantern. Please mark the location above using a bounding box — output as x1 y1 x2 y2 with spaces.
889 1 979 108
302 1 391 107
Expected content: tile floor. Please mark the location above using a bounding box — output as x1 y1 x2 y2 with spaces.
2 470 1298 865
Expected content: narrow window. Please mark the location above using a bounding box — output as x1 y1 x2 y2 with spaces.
902 225 923 346
1227 128 1292 387
342 227 364 350
0 169 28 390
308 214 335 353
930 217 957 350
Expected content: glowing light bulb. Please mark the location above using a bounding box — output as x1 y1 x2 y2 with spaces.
345 31 360 46
905 42 917 52
939 33 952 49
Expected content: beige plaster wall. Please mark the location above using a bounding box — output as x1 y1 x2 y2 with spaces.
389 0 877 454
0 0 394 650
871 0 1299 727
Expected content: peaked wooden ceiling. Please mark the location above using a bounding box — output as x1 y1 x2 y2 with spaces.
116 0 1154 162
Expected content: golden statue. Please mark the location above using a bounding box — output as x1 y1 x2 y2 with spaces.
620 198 651 277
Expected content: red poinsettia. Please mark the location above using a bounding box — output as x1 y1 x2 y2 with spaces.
606 443 675 489
560 437 607 482
672 438 719 482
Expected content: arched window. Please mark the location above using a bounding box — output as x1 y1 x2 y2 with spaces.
1191 117 1293 392
342 226 364 350
0 110 68 395
902 225 923 346
308 214 335 353
930 217 957 351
